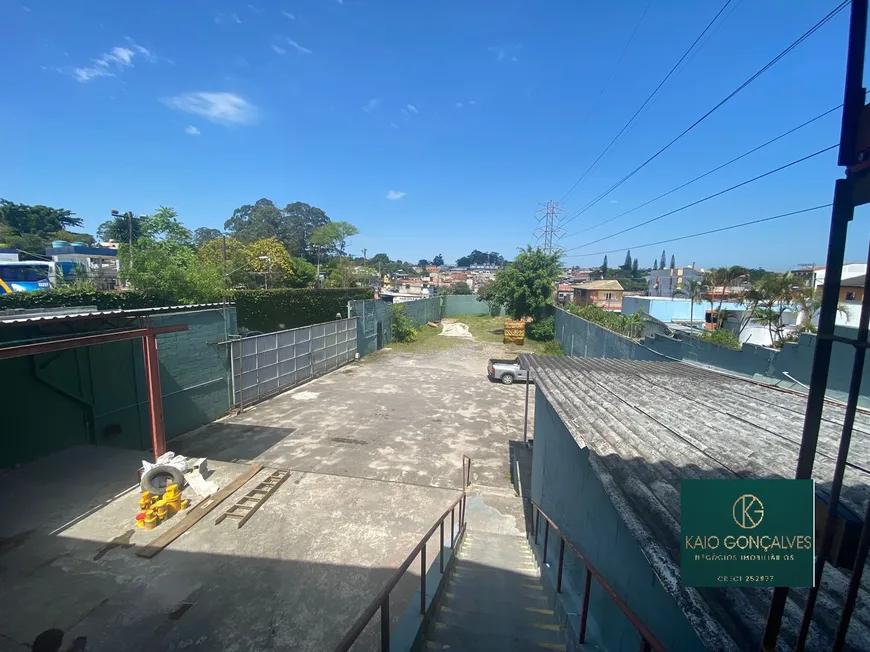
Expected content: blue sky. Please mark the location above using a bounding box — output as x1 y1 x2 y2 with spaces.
1 0 867 270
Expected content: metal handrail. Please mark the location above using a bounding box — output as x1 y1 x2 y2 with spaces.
333 456 472 652
531 500 665 652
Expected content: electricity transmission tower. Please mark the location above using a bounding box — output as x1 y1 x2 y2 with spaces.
533 201 567 254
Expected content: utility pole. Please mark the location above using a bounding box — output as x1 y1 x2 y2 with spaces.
362 248 367 267
533 201 566 254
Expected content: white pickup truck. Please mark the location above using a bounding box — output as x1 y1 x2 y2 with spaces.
487 357 530 385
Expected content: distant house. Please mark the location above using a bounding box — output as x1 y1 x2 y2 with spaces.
573 279 624 311
648 266 704 297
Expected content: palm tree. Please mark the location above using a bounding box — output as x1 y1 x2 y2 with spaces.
675 278 704 327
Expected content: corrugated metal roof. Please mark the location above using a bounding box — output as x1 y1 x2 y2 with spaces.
0 303 230 326
519 354 870 652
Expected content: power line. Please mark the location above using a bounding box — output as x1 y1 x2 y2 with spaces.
568 102 843 237
558 0 736 204
562 204 832 258
561 0 850 226
543 0 653 198
562 143 837 253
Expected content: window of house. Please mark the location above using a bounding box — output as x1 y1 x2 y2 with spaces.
846 291 857 300
605 292 613 300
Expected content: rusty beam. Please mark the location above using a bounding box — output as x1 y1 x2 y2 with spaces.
0 325 187 360
143 332 167 458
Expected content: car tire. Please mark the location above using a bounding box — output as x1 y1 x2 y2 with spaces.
141 465 185 494
501 373 514 385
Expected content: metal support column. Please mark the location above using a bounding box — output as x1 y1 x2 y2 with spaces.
523 369 531 442
143 332 167 459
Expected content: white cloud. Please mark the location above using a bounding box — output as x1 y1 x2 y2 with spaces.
362 98 382 113
488 46 506 61
163 92 258 125
511 56 518 62
406 104 418 114
469 100 477 105
282 10 295 19
185 125 201 136
272 44 287 55
390 123 399 130
287 39 312 54
610 200 619 204
455 102 463 108
247 4 263 12
386 190 406 201
71 43 154 83
215 12 242 24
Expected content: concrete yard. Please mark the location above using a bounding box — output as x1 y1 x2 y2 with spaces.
1 334 531 652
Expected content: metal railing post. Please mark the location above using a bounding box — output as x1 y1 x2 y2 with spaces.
543 521 550 564
380 599 390 652
534 509 540 544
579 568 592 643
462 493 467 528
557 539 565 593
439 521 445 573
451 508 455 548
640 638 651 652
420 543 427 614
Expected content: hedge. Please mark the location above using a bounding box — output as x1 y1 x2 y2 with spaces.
0 286 375 333
0 288 170 311
234 288 374 332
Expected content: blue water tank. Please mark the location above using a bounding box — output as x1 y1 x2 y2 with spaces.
71 241 86 247
51 240 69 248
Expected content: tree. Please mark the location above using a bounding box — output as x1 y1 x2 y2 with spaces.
198 237 254 288
52 230 96 246
660 250 666 270
623 250 632 271
484 246 560 319
97 215 144 243
674 278 704 326
141 207 192 246
309 221 359 257
631 258 639 276
282 201 330 259
441 281 472 295
0 199 81 235
601 255 608 278
193 227 223 248
456 249 503 267
653 259 658 270
417 259 430 267
433 254 444 266
247 237 316 288
670 255 676 270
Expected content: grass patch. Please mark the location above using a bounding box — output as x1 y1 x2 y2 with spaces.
449 315 555 355
389 322 461 354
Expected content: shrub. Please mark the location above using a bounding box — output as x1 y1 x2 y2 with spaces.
526 316 555 342
391 304 418 342
698 327 741 350
541 340 563 356
234 288 373 332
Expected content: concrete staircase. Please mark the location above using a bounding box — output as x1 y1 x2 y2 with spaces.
424 529 566 651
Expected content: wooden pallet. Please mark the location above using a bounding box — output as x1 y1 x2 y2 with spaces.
214 469 290 528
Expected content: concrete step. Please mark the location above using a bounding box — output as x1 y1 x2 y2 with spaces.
435 601 558 629
427 617 565 651
439 588 550 612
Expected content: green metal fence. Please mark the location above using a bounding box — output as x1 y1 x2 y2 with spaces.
348 297 444 356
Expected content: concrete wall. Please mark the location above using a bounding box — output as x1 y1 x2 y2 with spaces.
0 307 236 468
349 296 442 356
531 388 707 651
442 294 504 316
555 307 870 404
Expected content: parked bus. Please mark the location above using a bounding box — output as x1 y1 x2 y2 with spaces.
0 261 57 293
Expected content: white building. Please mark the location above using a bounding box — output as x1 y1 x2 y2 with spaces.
811 263 866 287
647 267 705 298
